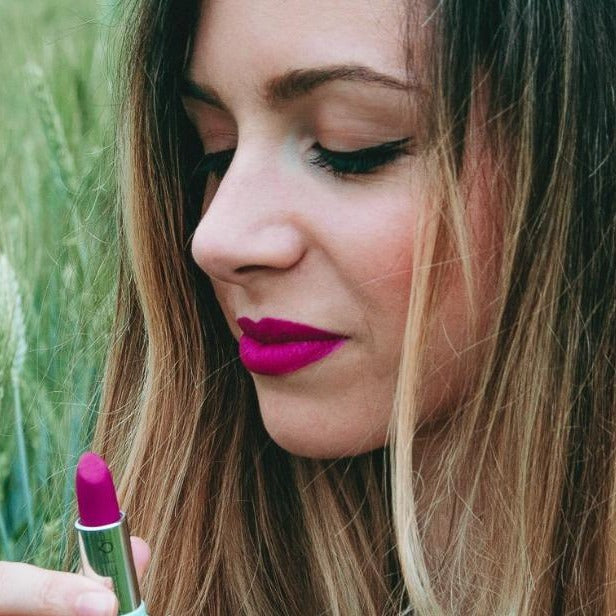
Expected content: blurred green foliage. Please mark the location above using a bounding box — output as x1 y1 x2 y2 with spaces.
0 0 119 568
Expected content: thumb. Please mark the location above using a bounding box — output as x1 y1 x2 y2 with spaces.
130 535 151 583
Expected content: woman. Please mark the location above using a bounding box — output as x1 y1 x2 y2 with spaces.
1 0 614 614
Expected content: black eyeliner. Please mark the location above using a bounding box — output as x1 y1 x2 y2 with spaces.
310 137 412 177
192 137 413 181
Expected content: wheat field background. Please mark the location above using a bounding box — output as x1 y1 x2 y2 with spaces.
0 0 119 568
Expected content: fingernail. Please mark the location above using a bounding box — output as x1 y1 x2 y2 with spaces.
74 591 118 616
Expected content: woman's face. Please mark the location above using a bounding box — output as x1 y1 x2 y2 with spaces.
184 0 498 458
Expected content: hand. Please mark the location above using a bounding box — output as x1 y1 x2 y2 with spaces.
0 535 151 616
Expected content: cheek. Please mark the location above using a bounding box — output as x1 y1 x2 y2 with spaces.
359 240 413 359
361 175 431 339
337 173 428 308
420 151 502 420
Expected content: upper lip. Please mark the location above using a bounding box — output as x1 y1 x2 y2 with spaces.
237 317 345 344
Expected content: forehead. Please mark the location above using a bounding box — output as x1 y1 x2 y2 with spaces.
189 0 415 96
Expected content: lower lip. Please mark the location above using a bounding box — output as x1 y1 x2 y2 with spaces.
239 335 347 375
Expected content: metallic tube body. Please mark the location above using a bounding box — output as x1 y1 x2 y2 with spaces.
75 511 147 615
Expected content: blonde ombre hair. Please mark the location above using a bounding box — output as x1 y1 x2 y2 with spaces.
84 1 615 613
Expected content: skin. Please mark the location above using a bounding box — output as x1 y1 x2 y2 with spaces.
0 537 149 615
183 0 500 459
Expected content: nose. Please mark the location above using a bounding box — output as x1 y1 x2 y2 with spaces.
191 147 306 285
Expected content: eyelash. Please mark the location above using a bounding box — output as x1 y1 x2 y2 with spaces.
192 137 412 182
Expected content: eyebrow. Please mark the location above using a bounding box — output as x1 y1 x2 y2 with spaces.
181 64 416 112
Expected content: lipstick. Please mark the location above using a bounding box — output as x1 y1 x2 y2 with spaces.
237 317 347 375
75 452 148 616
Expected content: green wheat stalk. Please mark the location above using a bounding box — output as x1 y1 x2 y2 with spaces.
0 451 12 560
25 62 87 271
25 62 78 195
0 254 33 546
0 342 10 560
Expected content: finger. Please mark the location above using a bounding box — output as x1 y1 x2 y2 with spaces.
0 560 118 616
129 536 151 583
77 536 150 587
77 565 114 591
77 569 114 590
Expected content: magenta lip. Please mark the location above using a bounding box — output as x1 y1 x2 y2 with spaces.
237 317 347 375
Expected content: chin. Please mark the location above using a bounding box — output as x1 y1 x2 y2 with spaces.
266 429 386 459
256 389 390 459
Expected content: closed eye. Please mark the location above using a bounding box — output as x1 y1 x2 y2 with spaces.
190 137 413 184
309 137 412 178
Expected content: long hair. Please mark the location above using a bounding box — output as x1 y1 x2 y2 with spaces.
87 0 615 613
